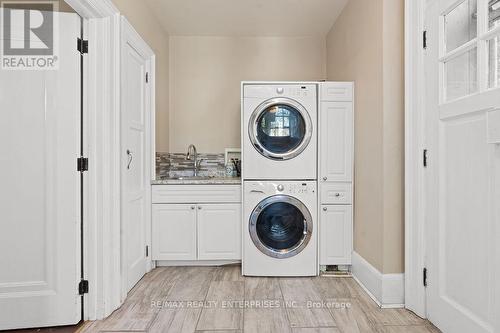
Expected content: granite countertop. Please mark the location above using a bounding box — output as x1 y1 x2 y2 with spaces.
152 176 241 185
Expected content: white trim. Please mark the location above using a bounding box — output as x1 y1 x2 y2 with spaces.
64 0 122 321
62 0 128 321
404 0 427 318
351 252 405 308
65 0 118 18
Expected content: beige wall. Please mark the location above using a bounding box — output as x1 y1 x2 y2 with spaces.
168 36 327 153
326 0 404 274
113 0 170 152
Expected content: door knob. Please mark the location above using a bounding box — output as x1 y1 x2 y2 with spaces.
323 177 327 181
191 206 195 210
198 206 202 210
126 149 133 170
323 207 327 211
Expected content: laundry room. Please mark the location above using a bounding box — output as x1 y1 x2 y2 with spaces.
7 0 498 332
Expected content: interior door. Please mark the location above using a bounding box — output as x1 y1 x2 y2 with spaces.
424 0 500 332
121 18 151 293
0 10 82 330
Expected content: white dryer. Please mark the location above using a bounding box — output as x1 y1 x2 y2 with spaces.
243 181 317 276
242 83 317 180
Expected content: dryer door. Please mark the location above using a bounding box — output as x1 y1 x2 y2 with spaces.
249 98 312 160
249 195 313 259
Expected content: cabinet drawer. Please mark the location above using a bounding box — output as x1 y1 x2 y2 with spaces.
320 183 352 204
152 185 241 203
320 82 353 102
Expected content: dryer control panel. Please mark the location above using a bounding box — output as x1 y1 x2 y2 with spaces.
243 84 317 99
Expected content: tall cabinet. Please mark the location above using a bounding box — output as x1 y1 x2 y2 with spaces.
318 82 354 266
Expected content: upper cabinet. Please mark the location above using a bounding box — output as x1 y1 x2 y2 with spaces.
319 101 353 182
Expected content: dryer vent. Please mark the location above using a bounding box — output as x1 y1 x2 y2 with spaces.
320 265 352 277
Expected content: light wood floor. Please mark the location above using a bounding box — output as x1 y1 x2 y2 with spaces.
81 265 440 333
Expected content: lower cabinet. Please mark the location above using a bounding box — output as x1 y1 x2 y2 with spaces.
152 204 197 260
152 203 241 261
319 205 353 265
197 204 241 260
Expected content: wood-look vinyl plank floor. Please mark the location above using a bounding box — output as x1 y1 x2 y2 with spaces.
82 265 441 333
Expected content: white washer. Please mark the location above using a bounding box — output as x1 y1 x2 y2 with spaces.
242 83 317 180
243 181 317 276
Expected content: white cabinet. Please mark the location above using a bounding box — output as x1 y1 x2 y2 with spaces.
152 204 197 260
319 82 354 266
319 101 353 182
319 205 353 265
197 204 241 260
151 185 242 262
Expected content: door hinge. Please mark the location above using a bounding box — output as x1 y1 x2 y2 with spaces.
423 149 428 168
423 30 427 49
77 157 89 172
145 72 149 83
78 279 89 295
423 268 428 287
77 38 88 54
146 245 149 257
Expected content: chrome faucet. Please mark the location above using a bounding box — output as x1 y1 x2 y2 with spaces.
185 144 203 176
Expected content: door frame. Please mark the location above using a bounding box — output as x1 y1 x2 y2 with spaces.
119 16 155 299
63 0 155 321
404 0 427 318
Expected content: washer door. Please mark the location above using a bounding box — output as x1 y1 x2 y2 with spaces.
249 97 312 160
249 195 313 259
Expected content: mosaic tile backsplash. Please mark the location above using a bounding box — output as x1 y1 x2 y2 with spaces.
156 152 229 178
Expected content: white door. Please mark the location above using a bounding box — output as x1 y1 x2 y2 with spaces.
424 0 500 332
319 102 353 182
319 205 353 265
121 18 152 293
152 204 197 261
0 11 81 329
197 204 242 260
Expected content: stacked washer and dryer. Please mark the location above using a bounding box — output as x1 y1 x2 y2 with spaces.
241 82 319 276
241 81 354 277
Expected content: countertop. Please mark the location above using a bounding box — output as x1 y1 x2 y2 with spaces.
151 176 241 185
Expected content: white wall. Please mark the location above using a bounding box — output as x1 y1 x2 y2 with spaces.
326 0 405 274
168 36 327 153
113 0 170 152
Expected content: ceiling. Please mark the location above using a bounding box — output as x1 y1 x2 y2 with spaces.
144 0 350 37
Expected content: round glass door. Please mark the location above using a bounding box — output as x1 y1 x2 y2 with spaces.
249 98 312 160
249 195 313 259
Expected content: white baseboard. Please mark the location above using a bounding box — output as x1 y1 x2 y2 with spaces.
351 251 405 308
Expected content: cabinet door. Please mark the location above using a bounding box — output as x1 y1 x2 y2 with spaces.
197 204 241 260
152 204 197 260
320 102 353 182
320 205 353 265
